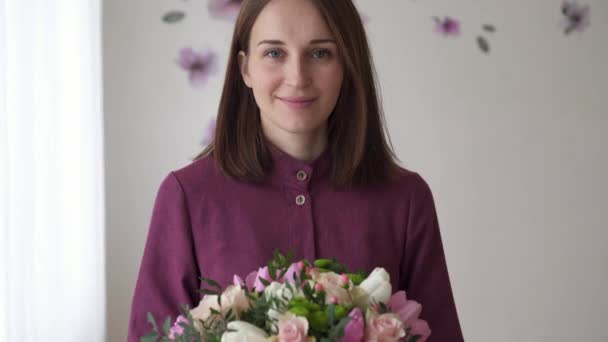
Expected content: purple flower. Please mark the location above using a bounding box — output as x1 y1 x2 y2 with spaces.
201 119 216 147
434 16 461 36
233 274 245 287
343 308 365 342
360 12 370 25
252 266 272 292
562 1 590 34
168 315 188 340
176 47 217 88
208 0 244 21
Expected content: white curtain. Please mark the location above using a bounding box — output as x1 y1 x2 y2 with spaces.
0 0 105 341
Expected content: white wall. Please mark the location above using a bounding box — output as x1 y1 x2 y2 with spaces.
104 1 608 341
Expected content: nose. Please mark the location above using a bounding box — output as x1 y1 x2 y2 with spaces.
284 56 312 88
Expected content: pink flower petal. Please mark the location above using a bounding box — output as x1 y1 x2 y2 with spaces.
409 319 432 341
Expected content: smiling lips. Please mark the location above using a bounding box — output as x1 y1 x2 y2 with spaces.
277 96 317 109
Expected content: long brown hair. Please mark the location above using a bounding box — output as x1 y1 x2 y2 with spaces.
194 0 402 188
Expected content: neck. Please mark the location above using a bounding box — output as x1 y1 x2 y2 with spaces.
263 125 328 163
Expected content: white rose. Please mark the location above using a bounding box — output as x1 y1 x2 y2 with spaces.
264 281 303 302
221 321 269 342
267 307 282 334
353 268 392 309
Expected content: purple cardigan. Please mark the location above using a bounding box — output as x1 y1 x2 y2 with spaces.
127 145 464 341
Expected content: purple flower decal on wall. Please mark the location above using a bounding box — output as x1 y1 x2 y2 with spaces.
561 1 590 34
433 17 461 36
176 47 218 88
208 0 244 21
360 12 370 25
201 119 216 147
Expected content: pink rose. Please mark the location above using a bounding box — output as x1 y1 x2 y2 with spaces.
278 312 309 342
365 313 406 342
389 291 422 327
409 319 432 341
342 308 364 342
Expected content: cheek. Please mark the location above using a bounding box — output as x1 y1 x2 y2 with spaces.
318 67 344 94
251 65 282 95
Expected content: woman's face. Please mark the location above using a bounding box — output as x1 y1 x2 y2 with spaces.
238 0 344 143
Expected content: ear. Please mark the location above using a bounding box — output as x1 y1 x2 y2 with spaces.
238 51 252 88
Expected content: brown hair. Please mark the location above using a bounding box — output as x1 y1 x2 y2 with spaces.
194 0 402 188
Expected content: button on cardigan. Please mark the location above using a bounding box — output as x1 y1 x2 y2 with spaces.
127 144 464 341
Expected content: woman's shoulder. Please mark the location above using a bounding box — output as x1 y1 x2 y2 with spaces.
392 165 435 200
162 153 228 196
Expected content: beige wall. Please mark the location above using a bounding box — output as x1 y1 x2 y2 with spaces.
104 0 608 340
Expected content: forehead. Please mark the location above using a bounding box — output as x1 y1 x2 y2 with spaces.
250 0 334 45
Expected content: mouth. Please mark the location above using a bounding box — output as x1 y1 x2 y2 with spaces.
277 96 317 109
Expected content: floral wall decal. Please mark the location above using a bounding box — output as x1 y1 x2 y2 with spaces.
433 16 461 37
208 0 244 21
477 24 496 54
162 10 186 24
201 118 216 147
176 47 218 88
433 16 497 54
561 1 590 34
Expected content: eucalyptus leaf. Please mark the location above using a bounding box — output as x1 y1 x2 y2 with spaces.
147 312 159 332
163 317 171 335
477 36 490 53
162 11 185 24
141 332 159 342
482 24 496 32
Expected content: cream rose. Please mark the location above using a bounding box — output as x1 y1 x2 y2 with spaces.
190 285 251 333
311 271 353 305
221 284 251 318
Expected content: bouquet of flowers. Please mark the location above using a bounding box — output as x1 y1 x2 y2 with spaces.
143 251 431 342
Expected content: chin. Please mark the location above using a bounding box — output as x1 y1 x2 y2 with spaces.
278 121 326 135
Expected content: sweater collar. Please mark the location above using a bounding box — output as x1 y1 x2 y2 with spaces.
265 140 331 190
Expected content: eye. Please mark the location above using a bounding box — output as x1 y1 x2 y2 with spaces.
312 49 331 58
264 49 283 59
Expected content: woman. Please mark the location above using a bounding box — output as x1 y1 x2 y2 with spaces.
128 0 464 340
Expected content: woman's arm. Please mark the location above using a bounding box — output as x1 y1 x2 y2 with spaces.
127 172 200 342
399 173 465 341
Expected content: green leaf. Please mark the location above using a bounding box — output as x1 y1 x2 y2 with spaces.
477 36 490 53
259 277 271 287
162 11 185 24
314 259 332 268
327 304 336 325
202 277 222 291
482 24 496 33
147 312 159 332
198 289 219 296
140 332 158 342
163 317 171 335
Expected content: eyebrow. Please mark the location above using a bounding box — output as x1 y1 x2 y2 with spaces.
257 39 336 47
